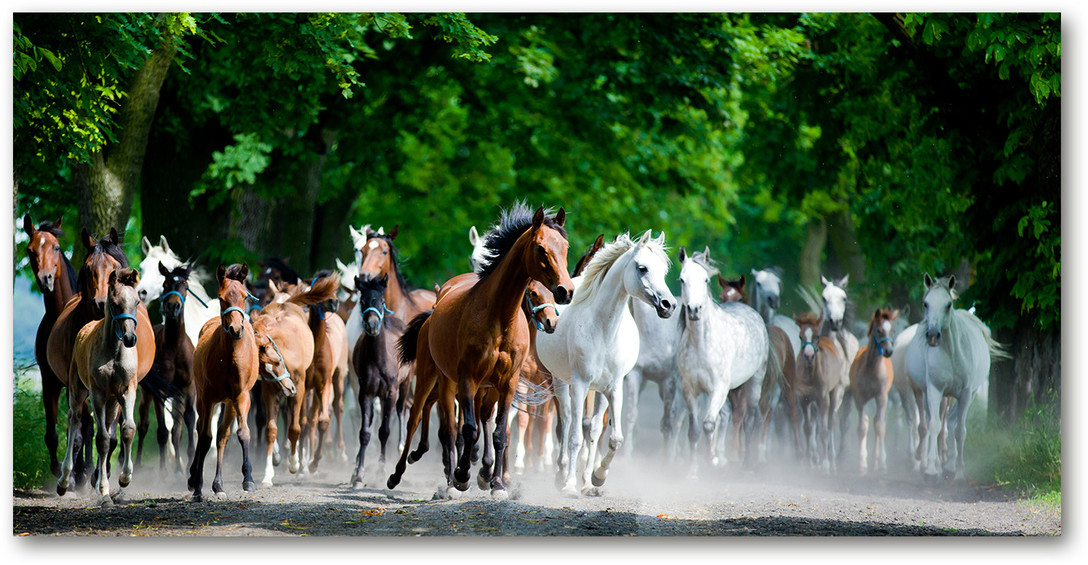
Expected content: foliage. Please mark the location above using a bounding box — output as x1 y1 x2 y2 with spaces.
13 375 54 490
968 399 1061 502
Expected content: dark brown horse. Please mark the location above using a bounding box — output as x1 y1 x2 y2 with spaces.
46 228 156 487
188 264 261 501
137 262 196 474
845 308 898 474
22 214 79 479
389 204 573 499
793 312 844 473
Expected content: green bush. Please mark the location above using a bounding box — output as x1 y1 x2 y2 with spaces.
13 374 55 489
970 400 1061 505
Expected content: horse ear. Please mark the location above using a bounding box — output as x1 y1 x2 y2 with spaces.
108 269 119 286
838 274 849 287
555 207 566 227
532 206 545 229
268 279 280 295
821 275 830 287
121 268 140 287
890 308 900 320
109 227 120 245
388 225 399 240
216 264 227 284
592 234 605 252
238 263 250 281
159 261 170 277
678 246 687 263
159 234 171 254
82 228 96 251
468 226 479 245
716 274 726 289
947 274 957 292
639 230 652 245
141 236 152 255
923 273 934 289
55 215 63 228
737 275 746 291
703 245 710 259
22 214 34 236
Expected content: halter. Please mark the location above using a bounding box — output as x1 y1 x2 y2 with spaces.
110 306 138 342
246 292 262 313
875 335 892 356
185 288 210 308
221 306 245 328
362 303 395 328
261 334 291 384
162 290 186 319
524 287 558 332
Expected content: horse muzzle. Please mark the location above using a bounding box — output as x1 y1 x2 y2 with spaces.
552 284 573 305
364 318 382 337
926 331 941 347
685 305 702 321
122 333 138 348
38 273 55 292
655 295 676 319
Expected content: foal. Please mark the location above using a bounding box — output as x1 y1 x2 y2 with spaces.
849 308 898 474
793 312 844 473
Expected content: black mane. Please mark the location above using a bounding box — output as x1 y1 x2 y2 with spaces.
262 257 299 284
477 201 567 280
36 221 64 238
77 234 129 293
224 263 249 282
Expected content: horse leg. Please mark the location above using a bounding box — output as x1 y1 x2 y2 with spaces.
920 384 943 481
332 368 347 463
287 381 305 474
590 382 625 494
477 395 496 490
91 393 117 504
351 393 374 486
816 393 832 474
551 379 571 478
705 386 730 468
135 386 151 469
856 393 870 475
41 357 64 478
377 393 394 466
211 402 236 495
581 389 608 492
76 402 95 488
875 391 889 474
308 380 332 473
408 395 432 464
184 393 197 463
235 393 256 492
154 394 169 472
452 378 479 492
488 383 518 498
946 393 973 481
57 382 88 496
261 391 280 486
561 378 589 497
187 396 215 501
387 358 438 490
118 386 138 490
830 385 846 471
621 369 641 458
682 384 702 479
511 390 529 473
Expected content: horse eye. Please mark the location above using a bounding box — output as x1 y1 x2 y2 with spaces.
637 264 648 274
54 245 61 251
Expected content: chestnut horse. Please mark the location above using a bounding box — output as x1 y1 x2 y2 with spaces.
793 312 844 473
59 268 153 504
137 262 196 474
846 308 898 474
188 264 262 501
22 214 79 479
389 204 573 499
47 228 156 487
299 271 350 474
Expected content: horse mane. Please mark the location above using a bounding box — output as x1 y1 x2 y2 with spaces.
77 234 129 292
688 249 719 278
36 220 64 238
366 231 419 299
570 232 668 307
223 264 249 283
477 201 567 280
263 257 300 284
795 311 822 327
115 268 140 288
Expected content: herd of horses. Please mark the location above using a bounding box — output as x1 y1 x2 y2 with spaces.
20 203 1008 505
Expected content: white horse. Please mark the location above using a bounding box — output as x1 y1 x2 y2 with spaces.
751 268 801 354
891 323 923 471
677 247 769 477
904 274 1006 480
819 275 859 456
135 235 217 346
621 297 686 460
536 230 676 497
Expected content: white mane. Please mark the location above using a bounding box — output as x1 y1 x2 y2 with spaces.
570 230 668 308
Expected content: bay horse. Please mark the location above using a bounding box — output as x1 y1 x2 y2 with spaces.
717 274 746 304
58 268 153 504
46 228 156 488
22 214 79 479
793 312 844 472
188 264 264 501
676 247 768 478
349 274 408 486
537 231 675 496
137 262 196 474
298 271 350 474
389 204 573 499
847 308 898 474
904 274 1007 481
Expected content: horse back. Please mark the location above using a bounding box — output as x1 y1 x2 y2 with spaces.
45 295 83 386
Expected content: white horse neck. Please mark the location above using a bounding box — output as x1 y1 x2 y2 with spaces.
569 250 635 335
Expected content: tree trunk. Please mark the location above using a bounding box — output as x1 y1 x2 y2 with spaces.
76 32 177 241
991 320 1060 424
799 217 827 291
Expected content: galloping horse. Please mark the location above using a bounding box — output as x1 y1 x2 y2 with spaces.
59 268 153 504
819 275 860 460
137 263 197 474
676 247 769 477
848 308 898 474
509 280 561 474
537 231 675 496
299 271 350 473
47 228 156 487
904 274 1006 481
349 274 408 486
188 264 262 501
389 204 573 499
22 214 79 479
793 312 844 472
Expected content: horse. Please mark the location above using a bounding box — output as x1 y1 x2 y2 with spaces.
847 308 898 474
137 262 196 474
47 228 156 488
509 280 561 474
718 274 746 304
348 274 410 486
22 214 79 479
57 267 153 504
793 312 844 472
297 271 349 473
389 204 573 499
335 257 360 322
134 235 217 345
676 247 768 477
468 225 491 272
188 264 264 501
536 230 675 496
751 267 802 355
819 275 860 458
904 274 1006 481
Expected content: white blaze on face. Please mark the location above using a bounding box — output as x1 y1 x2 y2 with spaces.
801 326 817 358
822 283 847 324
368 240 380 251
680 259 709 309
882 320 892 336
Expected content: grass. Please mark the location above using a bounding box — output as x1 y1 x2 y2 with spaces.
967 399 1061 508
13 373 56 489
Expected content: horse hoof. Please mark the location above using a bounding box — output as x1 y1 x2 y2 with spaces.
191 494 203 503
100 496 114 508
591 469 607 487
272 453 281 466
243 480 256 492
453 479 470 492
491 488 509 501
56 483 68 496
582 486 602 497
942 468 957 481
444 486 462 500
261 479 274 487
477 472 491 491
922 472 939 485
386 475 400 490
560 485 579 498
119 475 131 488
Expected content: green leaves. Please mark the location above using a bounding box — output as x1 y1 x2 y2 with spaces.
190 133 274 208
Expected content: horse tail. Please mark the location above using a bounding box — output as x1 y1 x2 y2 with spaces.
138 362 185 404
398 310 432 366
287 272 340 307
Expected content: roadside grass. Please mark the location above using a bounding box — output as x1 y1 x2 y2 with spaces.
968 399 1061 509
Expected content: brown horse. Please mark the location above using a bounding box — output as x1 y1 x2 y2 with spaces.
46 228 156 487
717 274 747 304
250 277 337 485
793 312 844 473
299 271 349 474
59 268 154 504
509 280 562 474
389 205 573 498
846 308 898 474
188 264 262 501
22 214 79 478
137 262 196 474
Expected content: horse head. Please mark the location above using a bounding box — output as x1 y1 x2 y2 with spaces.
572 233 606 278
468 225 492 273
524 280 559 334
678 245 717 322
820 274 850 331
80 227 126 319
356 274 390 337
251 315 298 398
869 307 899 358
751 268 782 311
216 263 250 340
159 261 192 321
108 268 142 348
23 214 65 293
718 274 746 304
794 312 824 365
358 227 399 283
136 234 179 303
922 273 956 347
524 206 574 305
624 230 675 319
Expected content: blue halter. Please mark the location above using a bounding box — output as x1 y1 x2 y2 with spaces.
261 334 291 384
875 335 892 356
221 306 245 328
362 303 396 329
161 290 185 319
524 288 558 332
110 306 138 342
